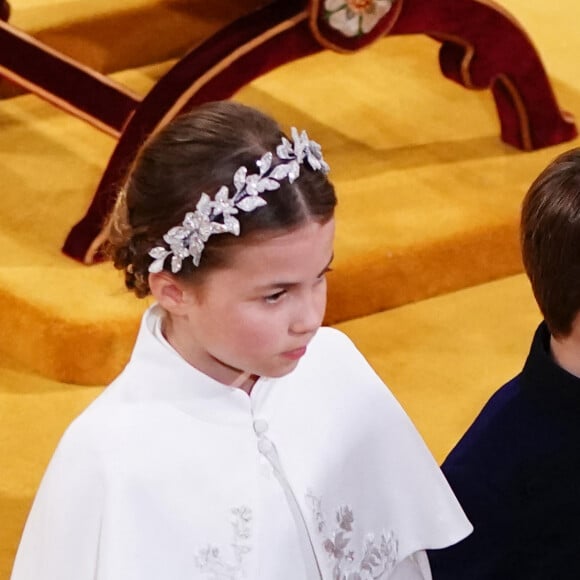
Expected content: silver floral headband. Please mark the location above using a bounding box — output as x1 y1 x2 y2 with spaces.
148 127 330 274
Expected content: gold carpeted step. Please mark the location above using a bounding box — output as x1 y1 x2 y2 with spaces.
1 29 577 385
0 0 262 97
0 273 540 579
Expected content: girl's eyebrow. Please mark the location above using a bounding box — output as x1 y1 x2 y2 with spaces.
258 253 335 290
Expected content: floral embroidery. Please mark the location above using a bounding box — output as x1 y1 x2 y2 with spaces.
194 506 252 579
324 0 395 37
307 494 399 579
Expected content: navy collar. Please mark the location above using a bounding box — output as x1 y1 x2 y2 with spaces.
521 321 580 414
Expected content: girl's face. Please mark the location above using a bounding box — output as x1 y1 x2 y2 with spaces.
166 218 335 386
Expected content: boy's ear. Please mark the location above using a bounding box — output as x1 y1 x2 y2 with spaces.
148 272 193 314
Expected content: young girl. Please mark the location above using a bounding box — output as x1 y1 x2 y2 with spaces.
11 101 471 579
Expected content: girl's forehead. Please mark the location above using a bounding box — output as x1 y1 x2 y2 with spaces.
247 219 333 254
216 220 335 281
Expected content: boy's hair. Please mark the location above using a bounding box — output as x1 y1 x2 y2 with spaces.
107 101 337 297
521 148 580 337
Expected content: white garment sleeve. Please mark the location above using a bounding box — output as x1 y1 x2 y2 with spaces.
390 551 432 580
11 425 103 580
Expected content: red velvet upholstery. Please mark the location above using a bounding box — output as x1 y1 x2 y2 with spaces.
0 20 139 135
0 1 9 22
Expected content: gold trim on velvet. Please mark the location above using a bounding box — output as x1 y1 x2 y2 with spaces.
429 33 476 89
429 31 533 150
495 73 533 151
0 20 141 136
155 10 310 132
0 64 122 137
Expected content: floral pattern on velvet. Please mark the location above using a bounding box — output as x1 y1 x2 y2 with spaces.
324 0 395 37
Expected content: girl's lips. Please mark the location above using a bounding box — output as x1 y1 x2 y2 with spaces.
281 346 307 360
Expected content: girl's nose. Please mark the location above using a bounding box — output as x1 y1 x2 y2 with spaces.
290 292 325 335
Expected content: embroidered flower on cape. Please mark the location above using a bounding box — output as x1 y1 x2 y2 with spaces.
307 493 399 579
194 506 252 579
324 0 395 37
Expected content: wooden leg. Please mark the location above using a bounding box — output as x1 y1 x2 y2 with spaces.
389 0 576 150
62 0 320 262
0 21 139 134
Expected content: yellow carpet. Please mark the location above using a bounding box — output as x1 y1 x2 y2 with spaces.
1 0 579 577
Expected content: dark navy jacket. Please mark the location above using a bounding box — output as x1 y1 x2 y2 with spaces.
428 323 580 579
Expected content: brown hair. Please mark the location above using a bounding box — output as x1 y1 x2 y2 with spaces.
108 101 337 297
521 148 580 337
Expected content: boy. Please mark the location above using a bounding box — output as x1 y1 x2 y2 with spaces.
428 149 580 579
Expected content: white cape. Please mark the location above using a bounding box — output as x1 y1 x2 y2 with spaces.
12 305 471 579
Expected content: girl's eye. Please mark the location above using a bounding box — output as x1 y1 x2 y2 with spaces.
264 290 286 304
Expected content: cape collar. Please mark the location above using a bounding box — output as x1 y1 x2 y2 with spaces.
119 304 278 423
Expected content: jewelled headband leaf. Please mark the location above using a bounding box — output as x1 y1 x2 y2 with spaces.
148 127 330 274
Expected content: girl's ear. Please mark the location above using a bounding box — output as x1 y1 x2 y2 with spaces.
148 272 193 314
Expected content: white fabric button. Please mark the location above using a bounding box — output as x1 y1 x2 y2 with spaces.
253 419 269 435
257 438 273 454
